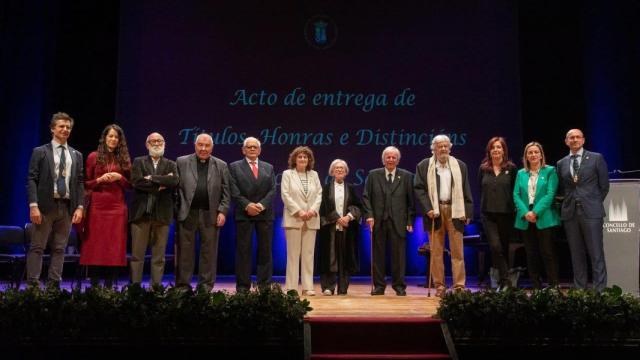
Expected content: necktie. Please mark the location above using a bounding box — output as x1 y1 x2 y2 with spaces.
250 161 258 179
387 173 393 184
571 154 580 176
57 145 67 197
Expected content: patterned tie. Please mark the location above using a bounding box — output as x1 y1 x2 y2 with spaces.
571 154 580 181
250 161 258 179
57 145 67 198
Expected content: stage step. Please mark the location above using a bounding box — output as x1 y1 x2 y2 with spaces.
304 316 456 360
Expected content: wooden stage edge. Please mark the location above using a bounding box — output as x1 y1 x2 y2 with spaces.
303 283 441 317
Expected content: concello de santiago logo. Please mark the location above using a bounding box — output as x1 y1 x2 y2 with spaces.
604 199 636 233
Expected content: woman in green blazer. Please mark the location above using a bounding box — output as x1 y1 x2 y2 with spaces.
513 142 560 288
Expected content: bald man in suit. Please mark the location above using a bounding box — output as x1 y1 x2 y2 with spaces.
26 112 84 288
557 129 609 291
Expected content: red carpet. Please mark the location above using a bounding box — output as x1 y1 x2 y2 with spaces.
304 316 454 359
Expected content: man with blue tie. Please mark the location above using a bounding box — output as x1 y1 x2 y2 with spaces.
557 129 609 291
26 112 84 288
229 137 276 293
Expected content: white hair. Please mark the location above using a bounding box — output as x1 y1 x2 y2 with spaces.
430 134 452 153
243 136 261 148
380 146 401 164
195 133 213 144
328 159 349 176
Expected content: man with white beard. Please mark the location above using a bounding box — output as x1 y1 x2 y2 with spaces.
129 132 179 286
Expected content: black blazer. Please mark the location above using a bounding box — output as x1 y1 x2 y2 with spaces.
556 150 609 220
362 167 416 237
414 157 474 233
27 143 84 215
129 155 179 224
229 158 276 221
318 181 362 273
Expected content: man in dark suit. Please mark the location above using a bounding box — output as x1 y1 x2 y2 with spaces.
557 129 609 291
26 112 84 288
414 135 473 297
129 132 179 286
229 137 276 292
362 146 415 296
175 133 230 292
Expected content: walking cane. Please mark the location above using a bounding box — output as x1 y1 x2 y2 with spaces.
427 218 435 297
369 221 375 293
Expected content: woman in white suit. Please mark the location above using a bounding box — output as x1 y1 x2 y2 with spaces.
281 146 322 296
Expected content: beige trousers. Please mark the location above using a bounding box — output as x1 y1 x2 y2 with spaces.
431 204 466 290
285 225 317 292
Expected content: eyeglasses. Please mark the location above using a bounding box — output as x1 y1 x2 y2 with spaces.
245 145 259 149
147 139 165 145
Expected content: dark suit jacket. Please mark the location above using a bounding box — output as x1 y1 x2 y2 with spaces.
129 155 179 224
176 154 230 224
229 158 276 221
362 167 415 237
414 157 474 233
27 142 84 215
556 150 609 220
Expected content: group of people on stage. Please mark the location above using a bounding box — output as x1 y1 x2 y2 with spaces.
26 112 609 297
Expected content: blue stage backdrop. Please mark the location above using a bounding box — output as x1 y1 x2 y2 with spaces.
115 0 522 276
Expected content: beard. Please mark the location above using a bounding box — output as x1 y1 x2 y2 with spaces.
149 145 165 158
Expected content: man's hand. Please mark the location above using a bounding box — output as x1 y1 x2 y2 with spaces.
245 203 262 217
72 208 83 224
366 218 374 229
30 206 42 225
216 213 226 227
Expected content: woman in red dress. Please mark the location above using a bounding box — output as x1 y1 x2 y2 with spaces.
80 124 131 287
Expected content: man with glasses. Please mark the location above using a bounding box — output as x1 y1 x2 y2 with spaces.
229 137 276 293
129 132 179 286
557 129 609 291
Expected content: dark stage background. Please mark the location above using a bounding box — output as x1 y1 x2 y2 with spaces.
2 0 639 278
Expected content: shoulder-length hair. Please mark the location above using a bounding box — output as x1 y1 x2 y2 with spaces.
522 141 546 171
287 146 315 171
480 136 515 172
96 124 131 171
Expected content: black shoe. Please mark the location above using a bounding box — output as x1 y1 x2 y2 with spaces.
371 287 385 295
395 288 407 296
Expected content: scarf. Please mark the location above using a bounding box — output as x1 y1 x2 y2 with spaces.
427 155 465 218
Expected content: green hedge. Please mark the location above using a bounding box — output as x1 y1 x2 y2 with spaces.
437 286 640 341
0 284 311 344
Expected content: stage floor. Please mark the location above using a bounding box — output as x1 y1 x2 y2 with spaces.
1 275 466 317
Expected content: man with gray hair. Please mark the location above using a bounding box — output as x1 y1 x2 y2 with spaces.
129 132 179 286
175 133 230 291
362 146 415 296
414 135 473 297
229 136 276 293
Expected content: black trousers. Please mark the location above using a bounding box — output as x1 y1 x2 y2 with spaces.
235 219 273 290
372 219 406 291
482 212 514 286
320 230 351 294
522 224 559 288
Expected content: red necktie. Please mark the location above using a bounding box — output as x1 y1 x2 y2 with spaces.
250 161 258 179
